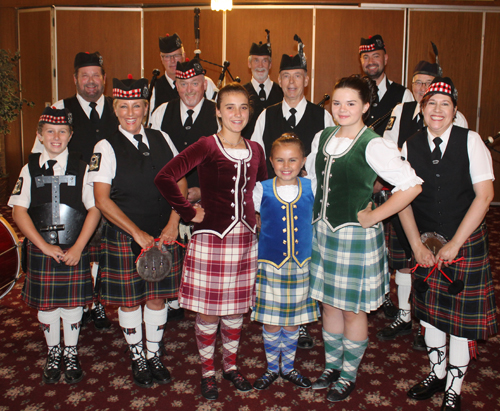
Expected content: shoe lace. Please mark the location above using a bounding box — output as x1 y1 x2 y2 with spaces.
299 325 309 338
322 368 337 378
147 354 165 371
93 303 106 320
47 345 62 370
128 342 149 372
389 310 411 329
332 377 351 393
63 346 79 371
444 387 460 407
261 370 277 381
383 294 394 307
203 376 217 389
424 344 447 384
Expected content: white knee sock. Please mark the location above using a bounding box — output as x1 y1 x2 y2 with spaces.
118 307 143 351
395 270 412 322
91 263 99 309
38 309 61 351
60 307 83 347
144 305 167 359
446 335 470 395
422 321 447 379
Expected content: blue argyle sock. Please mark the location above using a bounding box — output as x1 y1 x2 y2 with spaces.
263 327 281 373
280 328 299 375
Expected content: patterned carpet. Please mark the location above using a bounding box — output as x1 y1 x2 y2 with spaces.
0 205 499 411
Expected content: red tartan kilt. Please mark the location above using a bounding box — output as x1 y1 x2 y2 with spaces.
98 223 181 307
386 221 413 270
88 244 100 263
21 242 93 310
413 222 498 340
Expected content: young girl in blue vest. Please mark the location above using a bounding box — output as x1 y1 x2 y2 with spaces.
305 75 422 402
251 134 319 390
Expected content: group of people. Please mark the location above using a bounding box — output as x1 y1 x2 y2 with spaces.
7 30 497 411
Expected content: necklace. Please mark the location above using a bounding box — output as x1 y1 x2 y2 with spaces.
218 134 243 147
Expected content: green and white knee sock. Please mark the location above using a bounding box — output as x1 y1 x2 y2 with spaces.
341 337 368 382
323 329 343 371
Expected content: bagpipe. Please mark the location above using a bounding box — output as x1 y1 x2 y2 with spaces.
484 130 500 153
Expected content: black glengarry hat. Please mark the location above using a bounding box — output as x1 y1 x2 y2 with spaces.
74 51 103 70
176 59 206 79
423 77 458 104
359 34 385 54
112 75 149 99
280 34 307 72
39 107 73 125
159 33 183 53
249 29 272 57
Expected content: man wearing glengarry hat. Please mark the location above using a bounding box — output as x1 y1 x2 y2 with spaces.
359 34 414 135
150 33 218 115
32 51 118 331
242 30 283 139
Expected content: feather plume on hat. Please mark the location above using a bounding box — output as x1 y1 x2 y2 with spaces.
431 41 443 77
294 34 306 69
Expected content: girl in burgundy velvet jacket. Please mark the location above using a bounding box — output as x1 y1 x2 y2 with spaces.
155 83 267 400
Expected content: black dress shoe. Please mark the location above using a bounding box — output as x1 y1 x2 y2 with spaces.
201 376 218 400
147 355 171 384
63 346 83 384
297 325 314 350
326 377 356 402
382 294 399 319
42 344 63 384
413 333 427 351
407 373 446 400
253 370 279 390
441 389 461 410
223 370 252 391
130 354 153 388
91 302 111 330
280 369 312 388
376 312 412 341
311 368 341 390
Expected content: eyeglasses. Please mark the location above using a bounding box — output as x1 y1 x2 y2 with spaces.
412 81 432 88
161 54 183 61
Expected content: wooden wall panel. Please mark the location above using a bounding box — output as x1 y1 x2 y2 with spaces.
19 9 52 165
315 9 406 112
481 13 500 202
408 10 482 131
144 8 223 89
226 8 314 100
56 10 141 100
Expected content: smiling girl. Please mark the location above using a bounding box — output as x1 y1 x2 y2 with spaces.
155 83 267 400
305 75 422 402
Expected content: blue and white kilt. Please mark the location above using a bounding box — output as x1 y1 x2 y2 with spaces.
251 260 320 326
310 220 389 313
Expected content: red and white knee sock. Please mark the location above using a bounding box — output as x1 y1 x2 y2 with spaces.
144 305 167 359
38 308 61 351
220 315 243 373
195 314 219 377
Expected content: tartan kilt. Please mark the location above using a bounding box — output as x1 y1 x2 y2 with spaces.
386 220 413 270
413 222 497 340
310 220 389 314
251 260 320 326
98 222 181 307
179 222 258 316
88 244 100 264
21 242 93 310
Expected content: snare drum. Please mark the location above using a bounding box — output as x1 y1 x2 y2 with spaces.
0 215 22 299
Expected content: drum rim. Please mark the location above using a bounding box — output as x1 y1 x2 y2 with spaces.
0 215 22 299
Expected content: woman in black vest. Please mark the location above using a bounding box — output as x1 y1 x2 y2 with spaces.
400 77 497 411
89 77 186 389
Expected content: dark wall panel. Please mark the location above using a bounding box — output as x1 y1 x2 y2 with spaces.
56 9 141 100
144 8 223 88
315 8 406 111
19 9 52 164
408 10 482 130
226 8 314 100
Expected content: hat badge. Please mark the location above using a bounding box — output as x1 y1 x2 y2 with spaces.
143 86 149 99
376 39 383 47
175 37 182 48
193 62 202 72
98 55 104 66
67 112 73 125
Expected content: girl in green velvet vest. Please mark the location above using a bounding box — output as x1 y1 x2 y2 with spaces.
305 75 422 402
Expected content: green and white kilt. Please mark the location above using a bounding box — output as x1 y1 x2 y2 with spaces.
413 222 497 340
310 220 389 313
251 260 320 326
98 222 181 307
21 242 93 310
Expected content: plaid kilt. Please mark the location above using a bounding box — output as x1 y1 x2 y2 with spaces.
310 220 389 313
179 222 258 316
98 222 181 307
413 223 497 340
251 261 320 326
88 244 100 264
21 242 93 310
386 220 413 270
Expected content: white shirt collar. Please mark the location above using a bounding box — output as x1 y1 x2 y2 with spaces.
413 102 421 120
377 73 388 99
282 96 307 124
39 148 69 174
251 77 272 96
76 93 105 118
165 73 176 88
119 125 149 148
427 122 453 155
180 97 205 124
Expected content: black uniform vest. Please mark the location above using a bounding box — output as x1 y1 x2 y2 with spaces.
367 79 406 136
262 101 325 177
160 98 218 187
242 82 284 139
406 126 474 240
107 129 174 237
64 95 119 164
397 101 423 148
153 75 179 112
